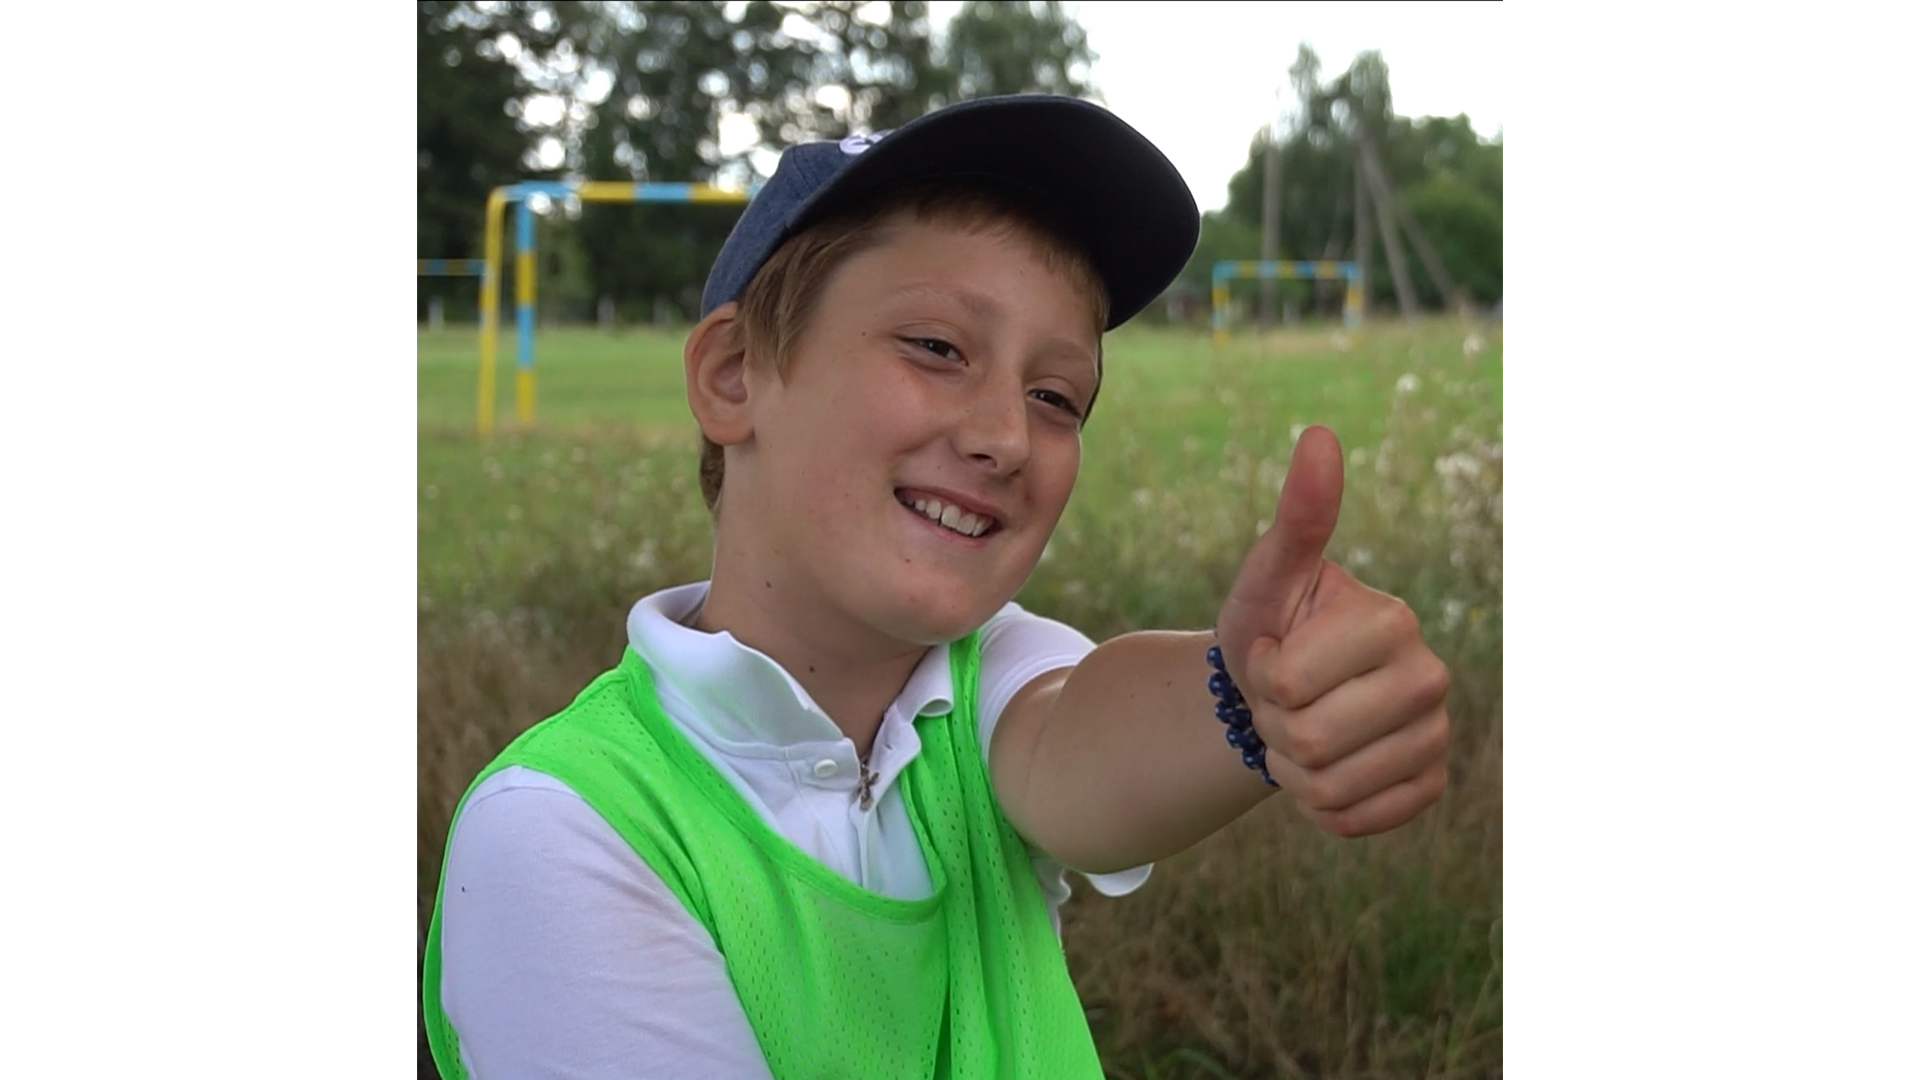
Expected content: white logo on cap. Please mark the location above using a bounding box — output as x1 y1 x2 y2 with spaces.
840 131 892 156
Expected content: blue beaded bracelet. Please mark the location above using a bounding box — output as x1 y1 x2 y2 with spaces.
1207 643 1279 788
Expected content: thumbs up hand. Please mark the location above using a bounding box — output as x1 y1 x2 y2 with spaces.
1213 426 1452 838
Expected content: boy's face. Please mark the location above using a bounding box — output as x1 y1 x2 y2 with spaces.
728 213 1101 648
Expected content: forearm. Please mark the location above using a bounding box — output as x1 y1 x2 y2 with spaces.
996 629 1279 875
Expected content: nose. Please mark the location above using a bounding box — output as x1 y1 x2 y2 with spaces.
953 374 1030 476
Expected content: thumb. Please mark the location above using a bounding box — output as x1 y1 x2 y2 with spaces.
1271 424 1344 571
1234 425 1346 623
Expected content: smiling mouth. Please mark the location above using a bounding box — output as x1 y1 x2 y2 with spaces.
896 491 1000 539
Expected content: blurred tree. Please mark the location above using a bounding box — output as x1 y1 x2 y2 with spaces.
1180 211 1264 296
944 1 1094 101
1329 50 1395 148
794 1 950 134
555 1 806 321
419 1 577 323
1401 172 1501 305
420 1 1106 323
520 0 1102 322
417 1 559 260
1328 51 1417 317
1200 48 1503 315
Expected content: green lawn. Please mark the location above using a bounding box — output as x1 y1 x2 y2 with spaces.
418 318 1501 628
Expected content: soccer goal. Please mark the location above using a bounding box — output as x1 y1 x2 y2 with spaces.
1210 260 1363 344
474 181 757 436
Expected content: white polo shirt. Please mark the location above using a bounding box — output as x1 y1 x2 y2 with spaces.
436 582 1151 1080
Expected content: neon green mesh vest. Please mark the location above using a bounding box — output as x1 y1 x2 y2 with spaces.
422 632 1107 1079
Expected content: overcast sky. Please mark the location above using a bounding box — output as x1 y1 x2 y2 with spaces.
984 1 1506 212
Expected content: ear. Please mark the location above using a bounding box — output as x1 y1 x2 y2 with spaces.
684 302 755 447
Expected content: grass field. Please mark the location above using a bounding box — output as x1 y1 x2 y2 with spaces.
418 316 1503 1079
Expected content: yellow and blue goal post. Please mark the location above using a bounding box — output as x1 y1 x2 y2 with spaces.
1210 260 1364 345
475 180 757 437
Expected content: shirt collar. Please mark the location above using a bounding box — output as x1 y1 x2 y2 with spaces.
626 582 955 752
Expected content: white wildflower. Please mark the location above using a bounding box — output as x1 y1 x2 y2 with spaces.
1435 453 1483 483
630 540 660 574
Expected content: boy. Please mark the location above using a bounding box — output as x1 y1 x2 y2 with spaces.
423 94 1450 1079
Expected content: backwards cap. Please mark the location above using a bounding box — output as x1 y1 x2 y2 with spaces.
700 94 1201 331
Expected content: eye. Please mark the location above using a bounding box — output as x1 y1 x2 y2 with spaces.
1030 388 1084 421
911 337 961 361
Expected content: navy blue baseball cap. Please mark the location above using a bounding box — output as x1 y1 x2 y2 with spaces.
699 94 1200 331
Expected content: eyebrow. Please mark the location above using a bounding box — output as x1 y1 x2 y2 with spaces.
883 282 1004 322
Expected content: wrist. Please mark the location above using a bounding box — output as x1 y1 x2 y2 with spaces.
1206 634 1278 789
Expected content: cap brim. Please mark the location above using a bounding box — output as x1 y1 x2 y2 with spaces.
784 95 1199 330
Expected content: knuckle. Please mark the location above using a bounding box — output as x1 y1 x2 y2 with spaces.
1324 809 1370 839
1266 664 1313 711
1283 720 1331 768
1414 655 1452 707
1381 596 1422 639
1295 770 1340 810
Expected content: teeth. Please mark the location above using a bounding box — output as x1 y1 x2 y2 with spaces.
906 496 990 538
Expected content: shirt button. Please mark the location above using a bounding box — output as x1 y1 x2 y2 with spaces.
811 759 839 780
